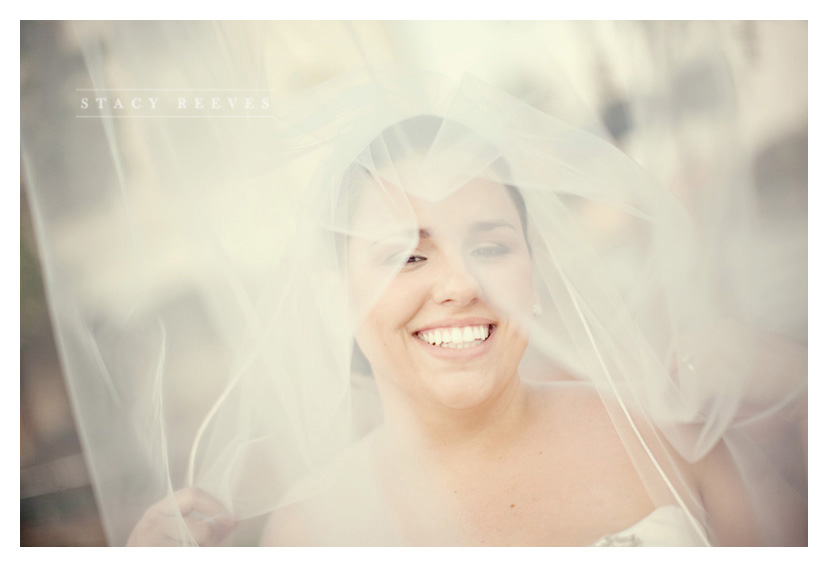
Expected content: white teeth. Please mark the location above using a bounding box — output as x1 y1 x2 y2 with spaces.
416 325 492 348
463 327 474 342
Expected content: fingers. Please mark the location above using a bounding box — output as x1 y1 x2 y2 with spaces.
128 488 237 546
158 514 228 546
127 507 188 547
174 487 227 517
178 488 237 545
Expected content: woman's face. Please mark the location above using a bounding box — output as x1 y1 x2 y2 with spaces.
347 174 535 411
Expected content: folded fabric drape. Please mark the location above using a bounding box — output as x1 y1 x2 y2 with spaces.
21 21 807 546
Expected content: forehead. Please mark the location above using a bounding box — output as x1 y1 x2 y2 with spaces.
349 174 522 239
407 180 521 233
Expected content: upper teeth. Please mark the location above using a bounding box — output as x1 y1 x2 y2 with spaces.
416 325 491 348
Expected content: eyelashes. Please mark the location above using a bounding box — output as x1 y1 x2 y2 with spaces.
386 251 426 271
381 251 422 266
470 243 511 258
384 243 512 269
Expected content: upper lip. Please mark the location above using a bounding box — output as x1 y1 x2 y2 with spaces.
412 317 497 335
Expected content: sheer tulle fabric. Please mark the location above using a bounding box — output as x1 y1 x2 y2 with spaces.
21 21 806 546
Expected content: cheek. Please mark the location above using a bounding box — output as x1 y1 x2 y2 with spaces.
351 280 419 357
347 262 395 329
477 257 535 311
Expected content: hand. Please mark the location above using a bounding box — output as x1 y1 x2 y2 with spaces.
127 487 237 546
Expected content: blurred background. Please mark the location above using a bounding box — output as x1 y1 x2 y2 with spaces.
20 20 807 546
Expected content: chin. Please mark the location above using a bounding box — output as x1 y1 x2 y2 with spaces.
418 368 514 411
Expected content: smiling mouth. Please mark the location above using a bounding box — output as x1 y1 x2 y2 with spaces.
415 325 494 349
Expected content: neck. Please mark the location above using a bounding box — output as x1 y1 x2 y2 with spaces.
369 373 540 544
376 371 532 464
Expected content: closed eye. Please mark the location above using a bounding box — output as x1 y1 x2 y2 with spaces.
471 243 510 258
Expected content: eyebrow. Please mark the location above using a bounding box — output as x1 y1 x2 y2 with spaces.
366 229 425 248
367 223 514 248
468 221 519 233
417 223 516 240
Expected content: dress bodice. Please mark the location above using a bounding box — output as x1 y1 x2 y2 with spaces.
590 506 710 547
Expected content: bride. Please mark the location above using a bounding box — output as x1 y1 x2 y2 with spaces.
131 110 804 546
21 22 807 546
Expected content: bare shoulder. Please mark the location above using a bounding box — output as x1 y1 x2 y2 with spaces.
533 380 701 483
526 379 788 545
527 379 624 436
260 430 388 546
526 379 654 479
689 437 806 545
523 379 658 531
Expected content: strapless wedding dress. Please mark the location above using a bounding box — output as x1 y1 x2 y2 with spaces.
590 506 710 547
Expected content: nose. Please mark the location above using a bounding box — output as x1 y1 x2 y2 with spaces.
431 255 482 307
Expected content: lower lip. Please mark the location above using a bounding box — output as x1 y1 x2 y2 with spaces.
413 326 496 360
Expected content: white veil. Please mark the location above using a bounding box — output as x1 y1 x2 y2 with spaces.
21 21 806 546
